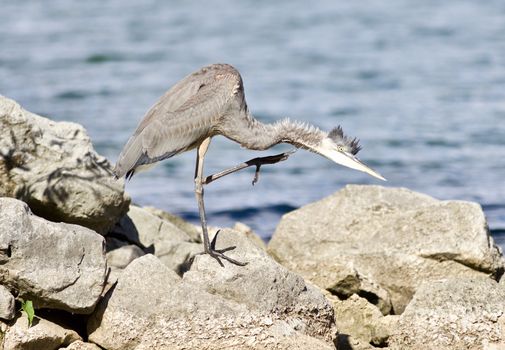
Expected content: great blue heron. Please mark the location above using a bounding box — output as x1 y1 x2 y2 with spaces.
114 63 385 266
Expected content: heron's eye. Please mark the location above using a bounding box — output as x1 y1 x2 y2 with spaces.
337 145 345 152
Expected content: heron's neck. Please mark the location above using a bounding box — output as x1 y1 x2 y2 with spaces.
222 112 325 151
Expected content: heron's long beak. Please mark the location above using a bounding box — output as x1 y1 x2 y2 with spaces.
318 147 386 181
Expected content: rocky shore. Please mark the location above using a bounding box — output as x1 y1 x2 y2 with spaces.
1 94 504 349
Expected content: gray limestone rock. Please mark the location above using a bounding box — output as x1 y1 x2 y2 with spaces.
268 185 504 313
105 244 146 289
326 293 396 348
60 340 103 350
232 222 267 250
389 276 505 349
2 312 81 350
0 198 107 313
106 244 145 270
88 229 337 350
111 204 202 273
0 285 15 321
302 261 392 316
143 205 201 242
0 95 129 233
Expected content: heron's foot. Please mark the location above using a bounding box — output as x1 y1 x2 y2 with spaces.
204 230 248 267
206 247 248 267
251 150 296 186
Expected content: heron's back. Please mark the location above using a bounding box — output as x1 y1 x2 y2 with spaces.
113 64 247 179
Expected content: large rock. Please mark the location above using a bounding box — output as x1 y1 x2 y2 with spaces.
268 185 504 313
0 95 129 233
2 312 81 350
0 198 107 313
88 230 337 349
389 276 505 349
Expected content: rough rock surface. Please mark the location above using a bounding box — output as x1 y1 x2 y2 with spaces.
232 222 268 250
88 230 337 350
142 207 266 250
111 204 202 273
2 312 81 350
0 285 15 321
268 185 504 313
304 261 392 316
0 95 129 233
389 276 505 349
0 198 107 313
105 244 145 288
326 293 396 347
336 335 376 350
106 244 145 270
143 205 201 242
60 340 103 350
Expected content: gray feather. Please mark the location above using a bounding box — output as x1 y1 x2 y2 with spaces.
114 64 244 178
328 126 362 155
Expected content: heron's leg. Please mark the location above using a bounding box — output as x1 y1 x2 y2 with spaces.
203 149 296 186
194 137 247 267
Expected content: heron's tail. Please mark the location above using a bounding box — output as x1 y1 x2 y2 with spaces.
113 134 144 180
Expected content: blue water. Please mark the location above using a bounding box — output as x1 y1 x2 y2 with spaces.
1 1 505 244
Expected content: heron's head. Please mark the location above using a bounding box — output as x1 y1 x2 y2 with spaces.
315 126 386 181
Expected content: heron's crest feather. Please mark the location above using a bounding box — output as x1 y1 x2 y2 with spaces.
328 126 362 155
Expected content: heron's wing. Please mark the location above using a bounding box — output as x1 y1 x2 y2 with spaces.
114 65 243 178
